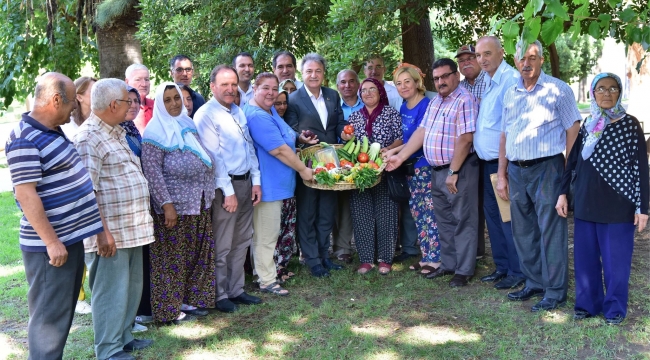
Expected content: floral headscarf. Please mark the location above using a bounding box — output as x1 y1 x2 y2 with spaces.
358 78 389 136
582 72 626 160
120 86 143 157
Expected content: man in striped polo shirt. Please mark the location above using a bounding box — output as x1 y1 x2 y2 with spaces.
497 40 581 312
5 72 105 359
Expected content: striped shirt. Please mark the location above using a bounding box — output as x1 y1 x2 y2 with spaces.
474 61 520 161
460 71 487 103
5 113 103 252
501 71 582 161
74 113 154 252
420 85 478 166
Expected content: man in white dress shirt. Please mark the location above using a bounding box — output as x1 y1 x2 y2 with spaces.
233 52 255 106
194 65 263 313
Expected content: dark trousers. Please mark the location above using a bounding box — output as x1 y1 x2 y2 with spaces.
136 244 151 316
213 179 253 301
332 191 353 256
398 200 419 256
295 179 337 268
477 160 486 257
482 160 522 277
23 241 84 360
429 153 479 276
508 155 568 301
574 218 635 318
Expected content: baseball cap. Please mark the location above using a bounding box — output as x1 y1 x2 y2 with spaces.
455 44 476 58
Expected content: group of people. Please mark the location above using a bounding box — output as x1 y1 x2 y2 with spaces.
6 36 648 360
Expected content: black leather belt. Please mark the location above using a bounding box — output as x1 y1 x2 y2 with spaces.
483 159 499 164
229 171 250 181
432 164 450 171
510 154 560 168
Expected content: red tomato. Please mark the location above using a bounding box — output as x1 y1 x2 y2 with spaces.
369 162 379 170
357 152 369 163
344 125 354 135
325 163 336 170
315 168 326 174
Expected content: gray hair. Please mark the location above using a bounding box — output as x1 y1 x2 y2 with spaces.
125 63 149 79
515 40 543 62
91 78 128 111
33 72 71 108
336 69 359 84
301 53 327 73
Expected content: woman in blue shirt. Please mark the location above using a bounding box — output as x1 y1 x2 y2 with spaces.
390 65 441 275
244 73 313 296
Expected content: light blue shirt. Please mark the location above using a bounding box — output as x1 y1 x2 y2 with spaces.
501 71 582 161
341 97 364 120
474 60 519 160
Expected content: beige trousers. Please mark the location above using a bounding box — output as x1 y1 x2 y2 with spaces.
252 200 283 286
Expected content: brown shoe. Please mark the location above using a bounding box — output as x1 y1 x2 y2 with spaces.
449 274 470 287
337 254 353 264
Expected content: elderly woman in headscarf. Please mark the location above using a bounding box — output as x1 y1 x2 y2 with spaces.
347 78 403 275
141 83 216 324
556 73 648 326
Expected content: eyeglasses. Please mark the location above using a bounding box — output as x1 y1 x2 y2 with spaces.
360 87 379 95
174 67 194 74
457 56 476 64
433 71 457 82
115 99 133 106
595 86 620 94
365 65 384 71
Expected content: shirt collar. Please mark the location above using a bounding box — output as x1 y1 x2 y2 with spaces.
306 87 323 100
486 60 510 85
21 112 58 134
516 70 546 92
238 84 253 95
90 113 125 138
437 84 464 101
341 97 362 108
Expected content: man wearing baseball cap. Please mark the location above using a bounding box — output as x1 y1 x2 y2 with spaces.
456 44 486 103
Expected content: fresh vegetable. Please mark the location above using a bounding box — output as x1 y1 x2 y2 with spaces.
344 125 354 135
357 152 369 163
342 136 356 152
340 159 353 167
375 157 383 166
353 166 379 191
320 142 331 147
353 140 361 156
303 130 315 139
361 136 369 153
368 142 381 162
325 162 336 170
315 169 337 186
368 161 379 170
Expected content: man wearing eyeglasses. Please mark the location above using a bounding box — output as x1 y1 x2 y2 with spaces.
385 58 480 287
364 56 402 111
170 54 206 117
457 45 486 103
497 40 581 312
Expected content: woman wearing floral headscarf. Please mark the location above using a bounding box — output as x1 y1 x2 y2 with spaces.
347 78 403 275
141 83 216 324
556 73 648 325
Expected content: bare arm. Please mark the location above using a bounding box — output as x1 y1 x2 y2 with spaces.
268 144 313 181
496 132 509 201
565 121 580 161
385 127 425 171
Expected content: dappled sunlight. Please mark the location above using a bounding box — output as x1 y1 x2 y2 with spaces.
541 311 569 324
0 332 24 359
351 320 401 337
261 331 298 353
0 264 23 277
367 350 400 360
289 312 309 326
169 322 221 339
202 338 256 359
399 325 481 345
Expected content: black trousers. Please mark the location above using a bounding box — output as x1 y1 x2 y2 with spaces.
295 179 338 268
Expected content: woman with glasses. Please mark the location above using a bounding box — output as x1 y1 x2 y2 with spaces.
347 78 403 275
141 83 216 323
556 73 648 325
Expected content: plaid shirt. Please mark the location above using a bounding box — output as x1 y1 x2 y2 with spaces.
460 71 487 103
420 85 478 166
74 113 154 252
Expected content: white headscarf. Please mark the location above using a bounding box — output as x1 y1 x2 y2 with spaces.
142 83 212 167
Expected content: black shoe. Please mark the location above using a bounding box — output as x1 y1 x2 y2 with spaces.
171 312 197 325
183 308 209 317
322 258 343 271
573 309 593 320
230 292 262 305
605 314 625 325
425 268 454 279
108 350 136 360
215 298 238 313
123 339 153 352
494 275 526 290
531 297 566 312
480 270 507 283
507 286 544 301
449 274 470 287
393 252 418 263
310 264 331 278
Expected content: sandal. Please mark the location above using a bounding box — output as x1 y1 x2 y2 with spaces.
357 263 374 274
409 262 422 271
378 262 392 275
419 265 439 276
260 281 289 296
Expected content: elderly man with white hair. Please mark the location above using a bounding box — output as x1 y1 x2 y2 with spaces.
125 63 154 133
74 78 155 360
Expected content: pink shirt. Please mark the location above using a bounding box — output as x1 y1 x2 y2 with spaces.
133 97 155 133
420 86 477 166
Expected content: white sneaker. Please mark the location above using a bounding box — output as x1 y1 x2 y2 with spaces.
135 315 154 324
132 323 148 333
75 301 92 314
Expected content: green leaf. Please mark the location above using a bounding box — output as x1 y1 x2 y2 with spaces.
588 21 602 39
608 0 620 9
618 7 637 23
544 0 569 21
502 20 520 39
573 3 589 21
598 14 612 30
525 17 542 42
572 0 588 4
540 17 564 44
504 39 517 54
568 23 581 41
523 1 534 19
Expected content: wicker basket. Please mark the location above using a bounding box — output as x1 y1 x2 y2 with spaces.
299 143 386 191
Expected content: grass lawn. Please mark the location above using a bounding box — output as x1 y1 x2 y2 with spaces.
0 191 649 359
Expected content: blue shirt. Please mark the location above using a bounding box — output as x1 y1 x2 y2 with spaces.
474 60 519 160
400 97 430 168
5 113 104 252
502 71 582 161
244 104 297 202
341 97 364 120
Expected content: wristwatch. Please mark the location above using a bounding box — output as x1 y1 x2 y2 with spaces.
448 169 459 176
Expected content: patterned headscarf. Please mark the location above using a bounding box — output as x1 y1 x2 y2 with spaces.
582 72 626 160
120 86 143 157
358 78 389 136
279 79 296 93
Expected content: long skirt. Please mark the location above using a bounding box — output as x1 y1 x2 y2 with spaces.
150 204 215 322
275 197 296 275
407 165 441 263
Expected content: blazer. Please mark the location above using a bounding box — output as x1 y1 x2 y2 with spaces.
285 86 347 146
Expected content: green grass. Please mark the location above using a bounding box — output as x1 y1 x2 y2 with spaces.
0 191 649 359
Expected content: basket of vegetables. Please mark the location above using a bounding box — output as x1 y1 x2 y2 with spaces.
299 135 386 191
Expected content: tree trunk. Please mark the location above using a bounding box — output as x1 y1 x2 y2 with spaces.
400 7 435 91
95 4 142 79
625 43 650 132
548 43 561 79
578 77 587 103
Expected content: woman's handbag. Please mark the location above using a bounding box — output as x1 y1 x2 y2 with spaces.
386 166 411 203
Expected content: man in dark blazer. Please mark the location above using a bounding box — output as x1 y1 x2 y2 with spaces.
285 52 352 277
